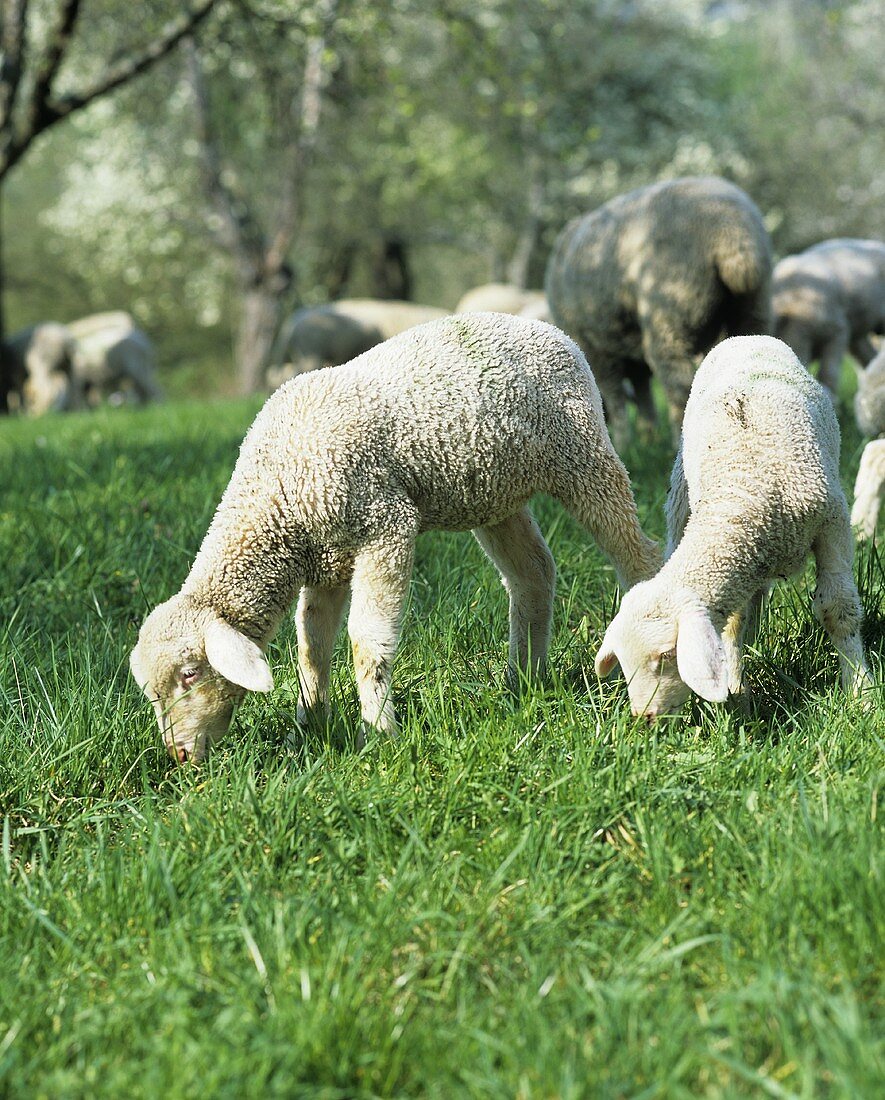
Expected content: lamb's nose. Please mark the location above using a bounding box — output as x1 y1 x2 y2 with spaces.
167 742 189 763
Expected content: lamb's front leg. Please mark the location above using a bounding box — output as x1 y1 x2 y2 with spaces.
721 590 765 697
473 507 556 690
812 520 872 695
295 584 349 725
348 533 415 744
721 608 745 697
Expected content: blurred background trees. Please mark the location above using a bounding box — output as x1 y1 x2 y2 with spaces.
2 0 883 396
0 0 218 403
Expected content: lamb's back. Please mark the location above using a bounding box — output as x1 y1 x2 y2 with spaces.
233 313 602 533
683 337 838 510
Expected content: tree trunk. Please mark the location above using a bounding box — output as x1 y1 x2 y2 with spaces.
235 282 283 395
0 187 10 411
506 155 545 290
326 240 357 300
371 235 411 300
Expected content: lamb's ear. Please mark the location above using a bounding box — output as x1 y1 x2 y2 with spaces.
675 607 729 702
594 623 620 679
129 643 149 690
204 619 274 693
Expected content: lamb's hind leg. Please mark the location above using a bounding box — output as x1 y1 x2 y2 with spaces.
348 530 416 742
295 584 349 725
812 514 872 694
640 322 696 444
473 508 556 690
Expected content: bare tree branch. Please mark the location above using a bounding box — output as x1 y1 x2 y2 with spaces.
47 0 217 121
0 0 28 132
0 0 219 180
25 0 80 133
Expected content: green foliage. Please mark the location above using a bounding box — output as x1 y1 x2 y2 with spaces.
0 396 881 1095
709 0 885 251
3 0 885 392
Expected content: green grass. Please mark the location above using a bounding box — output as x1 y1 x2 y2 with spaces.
0 396 882 1099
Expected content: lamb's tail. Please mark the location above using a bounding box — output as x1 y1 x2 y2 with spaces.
716 231 774 335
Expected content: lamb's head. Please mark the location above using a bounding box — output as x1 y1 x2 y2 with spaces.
130 594 273 762
594 583 729 717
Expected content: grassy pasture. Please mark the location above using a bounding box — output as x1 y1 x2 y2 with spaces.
0 394 882 1098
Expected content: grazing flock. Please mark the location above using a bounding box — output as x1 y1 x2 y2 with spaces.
3 310 161 413
2 174 880 761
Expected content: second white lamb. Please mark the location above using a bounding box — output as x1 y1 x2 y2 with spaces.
595 335 872 716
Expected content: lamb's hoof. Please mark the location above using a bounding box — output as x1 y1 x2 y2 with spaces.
356 718 399 749
848 668 876 710
296 703 329 731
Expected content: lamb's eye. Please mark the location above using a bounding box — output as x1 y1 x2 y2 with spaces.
180 667 200 689
655 648 676 671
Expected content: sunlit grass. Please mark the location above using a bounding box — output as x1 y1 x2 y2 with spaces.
0 395 882 1097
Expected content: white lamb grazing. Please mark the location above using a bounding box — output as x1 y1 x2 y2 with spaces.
851 439 885 540
131 312 660 762
595 335 872 716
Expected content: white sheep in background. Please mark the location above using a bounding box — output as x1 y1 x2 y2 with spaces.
131 312 661 762
67 311 162 405
5 311 161 412
595 335 872 716
546 176 773 448
455 282 550 322
772 238 885 393
853 342 885 440
268 298 449 387
852 344 885 540
4 322 76 414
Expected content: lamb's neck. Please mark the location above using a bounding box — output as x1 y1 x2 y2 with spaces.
182 489 306 645
663 513 762 627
